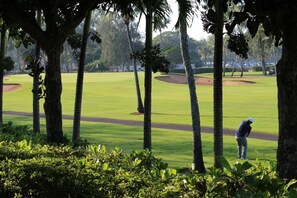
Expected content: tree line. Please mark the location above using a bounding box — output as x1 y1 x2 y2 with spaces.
0 0 296 179
5 13 281 75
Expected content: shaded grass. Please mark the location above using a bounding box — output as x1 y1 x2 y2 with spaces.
4 115 277 169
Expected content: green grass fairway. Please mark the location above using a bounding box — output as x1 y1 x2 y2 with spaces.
4 114 277 169
4 72 278 134
3 72 278 168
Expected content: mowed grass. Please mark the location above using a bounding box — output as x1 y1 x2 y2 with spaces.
3 114 277 169
3 72 278 168
4 72 278 134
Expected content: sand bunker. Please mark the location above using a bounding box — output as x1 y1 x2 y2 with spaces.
155 75 255 85
3 83 22 92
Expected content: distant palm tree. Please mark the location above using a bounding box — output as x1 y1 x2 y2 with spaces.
112 0 170 150
177 0 206 173
72 11 92 143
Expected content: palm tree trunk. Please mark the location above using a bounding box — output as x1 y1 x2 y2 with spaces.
143 4 153 151
125 22 144 113
179 21 206 173
72 11 92 142
33 9 41 133
0 26 6 124
213 0 224 169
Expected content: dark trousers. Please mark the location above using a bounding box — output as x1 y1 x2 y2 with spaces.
236 136 247 159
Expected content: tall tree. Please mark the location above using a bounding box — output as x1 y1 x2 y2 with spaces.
226 0 297 179
0 0 103 143
122 14 144 113
249 27 274 75
202 0 224 169
197 37 214 67
97 14 134 70
142 0 170 150
143 1 153 150
153 31 203 68
72 11 92 143
115 0 170 150
176 0 206 173
212 0 224 170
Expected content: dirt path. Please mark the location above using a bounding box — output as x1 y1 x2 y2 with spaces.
3 111 278 141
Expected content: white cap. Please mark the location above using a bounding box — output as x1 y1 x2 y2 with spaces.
248 117 254 123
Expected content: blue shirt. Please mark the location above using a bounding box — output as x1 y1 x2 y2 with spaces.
236 120 252 137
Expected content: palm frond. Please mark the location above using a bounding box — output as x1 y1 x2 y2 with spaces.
175 0 198 29
153 0 171 31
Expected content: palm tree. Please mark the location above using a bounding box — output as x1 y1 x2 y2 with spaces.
122 14 144 113
111 0 170 150
202 0 224 169
176 0 206 173
142 0 170 150
213 0 224 170
72 11 92 143
125 0 170 150
143 0 154 150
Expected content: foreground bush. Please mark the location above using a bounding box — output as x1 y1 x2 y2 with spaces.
0 123 297 197
0 121 47 144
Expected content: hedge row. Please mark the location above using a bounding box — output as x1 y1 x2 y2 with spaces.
0 123 296 197
171 66 276 74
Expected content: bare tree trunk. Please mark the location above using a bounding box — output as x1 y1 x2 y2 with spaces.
73 11 91 142
125 21 144 113
204 51 207 67
0 26 6 124
240 59 244 77
240 65 244 77
179 21 206 173
33 10 41 133
231 56 236 77
276 44 297 179
213 0 224 170
44 48 63 144
223 45 226 77
143 4 153 151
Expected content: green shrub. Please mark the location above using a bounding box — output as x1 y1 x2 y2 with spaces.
171 67 233 74
252 66 264 72
0 123 297 197
206 158 297 197
0 122 47 144
172 67 214 74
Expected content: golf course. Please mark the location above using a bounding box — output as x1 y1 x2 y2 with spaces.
3 72 278 168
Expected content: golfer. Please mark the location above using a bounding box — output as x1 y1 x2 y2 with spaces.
235 117 254 160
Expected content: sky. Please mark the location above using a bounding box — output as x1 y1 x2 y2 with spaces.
138 0 210 41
